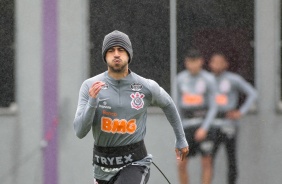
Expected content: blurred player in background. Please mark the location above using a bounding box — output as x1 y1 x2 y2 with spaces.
176 49 218 184
209 52 258 184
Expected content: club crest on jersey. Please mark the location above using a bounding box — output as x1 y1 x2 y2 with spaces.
130 92 145 110
195 79 206 94
130 83 143 91
219 79 231 93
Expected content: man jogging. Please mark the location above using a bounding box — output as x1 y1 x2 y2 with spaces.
209 52 257 184
73 30 189 184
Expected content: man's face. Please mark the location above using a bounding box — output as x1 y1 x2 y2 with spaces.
105 46 129 73
209 54 228 75
184 57 204 75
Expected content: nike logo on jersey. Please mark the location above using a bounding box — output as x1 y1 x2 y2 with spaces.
99 97 109 101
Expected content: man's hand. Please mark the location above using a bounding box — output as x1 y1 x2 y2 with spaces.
194 127 207 142
175 146 189 161
89 81 105 98
226 110 242 120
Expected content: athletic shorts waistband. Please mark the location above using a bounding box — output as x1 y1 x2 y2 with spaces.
93 140 147 168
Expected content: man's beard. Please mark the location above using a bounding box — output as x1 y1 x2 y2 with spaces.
108 62 127 73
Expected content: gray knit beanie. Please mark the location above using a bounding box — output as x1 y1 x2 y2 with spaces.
102 30 133 63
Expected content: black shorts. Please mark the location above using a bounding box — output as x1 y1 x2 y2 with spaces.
213 126 238 156
94 164 150 184
184 125 218 157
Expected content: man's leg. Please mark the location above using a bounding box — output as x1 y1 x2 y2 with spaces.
94 178 108 184
177 157 189 184
109 164 150 184
177 126 198 184
201 155 213 184
225 135 237 184
200 127 218 184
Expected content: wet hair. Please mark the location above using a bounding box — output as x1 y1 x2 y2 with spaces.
185 49 203 59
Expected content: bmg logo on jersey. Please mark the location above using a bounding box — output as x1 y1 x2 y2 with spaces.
130 92 145 110
101 117 137 134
